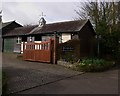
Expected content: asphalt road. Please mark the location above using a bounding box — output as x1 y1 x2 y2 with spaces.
2 53 119 95
2 53 81 94
19 68 119 94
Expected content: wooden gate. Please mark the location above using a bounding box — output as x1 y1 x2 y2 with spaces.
23 39 54 63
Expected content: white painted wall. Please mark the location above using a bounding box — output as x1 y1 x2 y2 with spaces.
41 34 71 43
21 42 27 54
34 41 41 43
62 33 71 43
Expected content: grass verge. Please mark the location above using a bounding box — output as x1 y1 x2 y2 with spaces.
2 71 8 95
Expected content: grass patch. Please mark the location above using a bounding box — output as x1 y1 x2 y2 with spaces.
58 58 116 72
75 58 115 72
2 71 8 95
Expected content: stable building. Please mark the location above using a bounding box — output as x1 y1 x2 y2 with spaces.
2 25 37 53
1 21 22 52
2 18 96 59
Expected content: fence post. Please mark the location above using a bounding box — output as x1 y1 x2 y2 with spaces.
23 42 25 60
49 39 52 63
53 33 59 64
53 36 57 64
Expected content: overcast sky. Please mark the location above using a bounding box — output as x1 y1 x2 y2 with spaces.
2 1 82 26
1 0 119 26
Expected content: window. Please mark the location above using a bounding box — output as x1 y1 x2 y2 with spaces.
29 36 32 42
16 37 22 44
27 36 35 42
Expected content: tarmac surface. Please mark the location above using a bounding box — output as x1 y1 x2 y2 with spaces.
2 53 119 95
20 69 119 94
2 53 82 94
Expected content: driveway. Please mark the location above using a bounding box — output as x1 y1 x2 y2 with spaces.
2 53 82 94
2 53 119 94
20 69 119 94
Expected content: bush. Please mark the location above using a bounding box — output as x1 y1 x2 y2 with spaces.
60 52 79 64
2 72 8 95
76 58 114 72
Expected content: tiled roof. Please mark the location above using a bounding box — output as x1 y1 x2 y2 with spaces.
2 21 14 28
3 19 95 37
3 25 37 37
0 21 14 29
29 20 88 35
0 21 22 29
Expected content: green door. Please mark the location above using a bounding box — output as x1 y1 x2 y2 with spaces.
4 38 16 53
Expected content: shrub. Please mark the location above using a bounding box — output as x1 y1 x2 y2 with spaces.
60 52 79 64
2 71 8 95
76 58 114 72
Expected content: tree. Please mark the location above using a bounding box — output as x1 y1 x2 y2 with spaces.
75 1 119 33
75 1 120 60
0 10 2 23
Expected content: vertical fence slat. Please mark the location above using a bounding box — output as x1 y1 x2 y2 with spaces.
23 39 54 63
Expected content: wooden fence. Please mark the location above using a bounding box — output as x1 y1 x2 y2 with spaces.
23 39 54 63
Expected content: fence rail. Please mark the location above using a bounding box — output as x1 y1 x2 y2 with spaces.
23 39 53 63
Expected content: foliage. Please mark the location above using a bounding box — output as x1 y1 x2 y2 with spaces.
100 31 120 60
0 10 2 23
61 52 79 64
76 58 114 72
75 1 120 33
58 39 81 62
2 71 7 95
75 1 120 60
